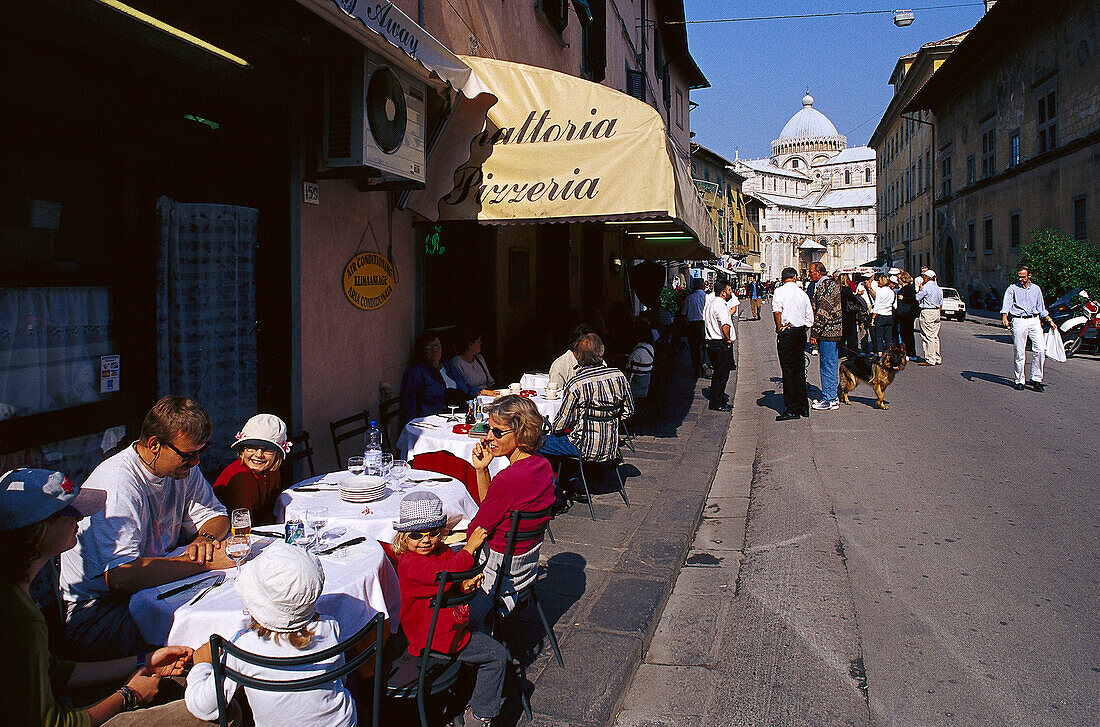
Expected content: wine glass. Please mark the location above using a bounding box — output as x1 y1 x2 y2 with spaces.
306 506 329 551
446 405 460 422
391 459 410 490
231 509 251 540
380 453 394 480
225 535 251 614
347 456 365 475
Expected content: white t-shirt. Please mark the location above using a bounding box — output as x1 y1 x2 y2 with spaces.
728 293 740 317
448 354 493 390
185 616 356 727
871 285 897 316
772 281 814 327
703 295 735 341
60 445 227 603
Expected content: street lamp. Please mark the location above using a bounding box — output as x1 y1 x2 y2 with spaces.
893 10 915 27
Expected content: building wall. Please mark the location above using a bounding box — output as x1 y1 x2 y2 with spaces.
930 1 1099 297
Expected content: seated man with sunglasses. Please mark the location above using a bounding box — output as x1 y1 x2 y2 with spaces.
61 396 231 659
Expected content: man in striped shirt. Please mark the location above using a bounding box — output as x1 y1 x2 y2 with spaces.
542 333 635 465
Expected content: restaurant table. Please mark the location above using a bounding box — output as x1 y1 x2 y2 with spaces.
398 414 517 475
129 535 400 649
274 469 480 540
520 372 550 390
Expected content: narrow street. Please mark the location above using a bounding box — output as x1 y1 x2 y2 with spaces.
618 311 1099 727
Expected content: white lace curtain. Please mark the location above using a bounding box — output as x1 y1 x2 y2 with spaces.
0 286 112 419
156 197 258 472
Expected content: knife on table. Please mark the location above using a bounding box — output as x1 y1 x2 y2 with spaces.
157 574 219 600
252 529 285 539
316 536 367 556
186 574 225 606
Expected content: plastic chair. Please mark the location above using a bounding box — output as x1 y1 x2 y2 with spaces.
485 508 563 718
209 612 386 727
284 431 316 478
330 409 371 465
411 450 482 505
384 556 486 727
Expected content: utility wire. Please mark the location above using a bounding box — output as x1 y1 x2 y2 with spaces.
667 3 982 25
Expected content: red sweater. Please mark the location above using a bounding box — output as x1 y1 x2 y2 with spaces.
213 459 282 525
397 548 475 656
468 454 556 555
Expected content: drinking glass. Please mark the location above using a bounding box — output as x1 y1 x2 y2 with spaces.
446 405 460 422
306 506 329 551
225 535 251 614
347 456 365 475
231 509 251 540
380 453 394 480
390 459 410 489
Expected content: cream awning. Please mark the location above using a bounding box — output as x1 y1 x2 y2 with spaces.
293 0 490 100
407 56 718 260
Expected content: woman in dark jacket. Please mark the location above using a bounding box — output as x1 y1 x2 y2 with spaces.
401 331 472 422
894 272 919 360
838 274 866 358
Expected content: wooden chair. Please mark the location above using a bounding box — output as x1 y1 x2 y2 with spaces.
209 612 386 727
284 431 316 478
330 409 372 465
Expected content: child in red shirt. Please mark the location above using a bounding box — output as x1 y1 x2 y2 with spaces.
393 492 508 726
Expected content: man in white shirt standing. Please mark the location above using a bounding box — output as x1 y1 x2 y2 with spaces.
703 279 736 412
772 267 815 421
681 278 708 378
61 396 231 659
1000 266 1055 391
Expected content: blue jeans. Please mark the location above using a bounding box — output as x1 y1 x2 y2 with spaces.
818 340 839 403
540 434 582 458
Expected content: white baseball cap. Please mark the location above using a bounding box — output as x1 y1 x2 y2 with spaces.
233 414 290 456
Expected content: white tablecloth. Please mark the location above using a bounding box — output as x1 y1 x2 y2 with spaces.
397 415 510 476
520 373 550 390
129 536 400 649
274 470 480 540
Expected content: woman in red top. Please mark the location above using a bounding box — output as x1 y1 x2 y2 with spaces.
213 414 291 525
392 492 505 727
469 395 556 624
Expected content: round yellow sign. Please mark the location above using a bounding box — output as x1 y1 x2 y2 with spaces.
342 252 396 310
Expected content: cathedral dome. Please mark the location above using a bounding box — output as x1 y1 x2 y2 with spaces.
772 92 846 160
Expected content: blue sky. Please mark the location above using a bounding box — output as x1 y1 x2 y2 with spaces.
683 1 986 162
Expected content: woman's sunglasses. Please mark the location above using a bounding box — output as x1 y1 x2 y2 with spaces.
406 528 443 541
486 426 513 438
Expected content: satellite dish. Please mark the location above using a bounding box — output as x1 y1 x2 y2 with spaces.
366 67 407 154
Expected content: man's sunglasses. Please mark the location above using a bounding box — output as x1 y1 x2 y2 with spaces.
486 426 513 438
406 528 443 541
162 440 211 464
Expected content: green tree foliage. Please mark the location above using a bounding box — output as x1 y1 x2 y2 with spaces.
1016 229 1100 298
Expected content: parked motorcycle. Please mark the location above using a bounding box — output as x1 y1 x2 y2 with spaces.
1063 294 1100 357
1049 288 1094 339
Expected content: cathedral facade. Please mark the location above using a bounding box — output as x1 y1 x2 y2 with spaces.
733 94 878 279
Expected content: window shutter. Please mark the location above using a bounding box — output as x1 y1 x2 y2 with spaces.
626 68 645 102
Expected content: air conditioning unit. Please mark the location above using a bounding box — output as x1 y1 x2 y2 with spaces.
323 50 426 186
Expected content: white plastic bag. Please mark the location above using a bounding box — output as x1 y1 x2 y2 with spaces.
1045 326 1067 362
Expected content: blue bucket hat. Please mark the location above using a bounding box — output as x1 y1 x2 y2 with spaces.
0 468 106 531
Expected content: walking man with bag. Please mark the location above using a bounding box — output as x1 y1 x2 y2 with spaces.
1000 267 1055 391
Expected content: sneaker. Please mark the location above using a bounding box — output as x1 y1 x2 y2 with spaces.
810 399 836 411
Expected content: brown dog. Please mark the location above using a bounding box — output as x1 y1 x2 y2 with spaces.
838 346 907 409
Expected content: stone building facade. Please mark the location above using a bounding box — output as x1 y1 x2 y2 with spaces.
870 32 967 277
905 0 1099 299
691 142 760 265
734 94 877 279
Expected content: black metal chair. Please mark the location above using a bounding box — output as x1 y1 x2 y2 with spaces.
384 555 486 727
285 431 316 478
330 409 372 465
378 387 402 454
485 507 564 719
208 612 385 727
555 401 630 520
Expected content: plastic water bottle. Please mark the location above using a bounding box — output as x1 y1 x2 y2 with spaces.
364 420 383 476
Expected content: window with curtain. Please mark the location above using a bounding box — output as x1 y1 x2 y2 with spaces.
0 286 114 420
156 197 258 471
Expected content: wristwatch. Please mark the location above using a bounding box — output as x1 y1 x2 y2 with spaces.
198 532 217 542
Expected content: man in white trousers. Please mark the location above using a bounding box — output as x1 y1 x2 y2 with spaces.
1000 267 1055 391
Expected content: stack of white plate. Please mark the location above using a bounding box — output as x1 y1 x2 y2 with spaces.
339 474 387 503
